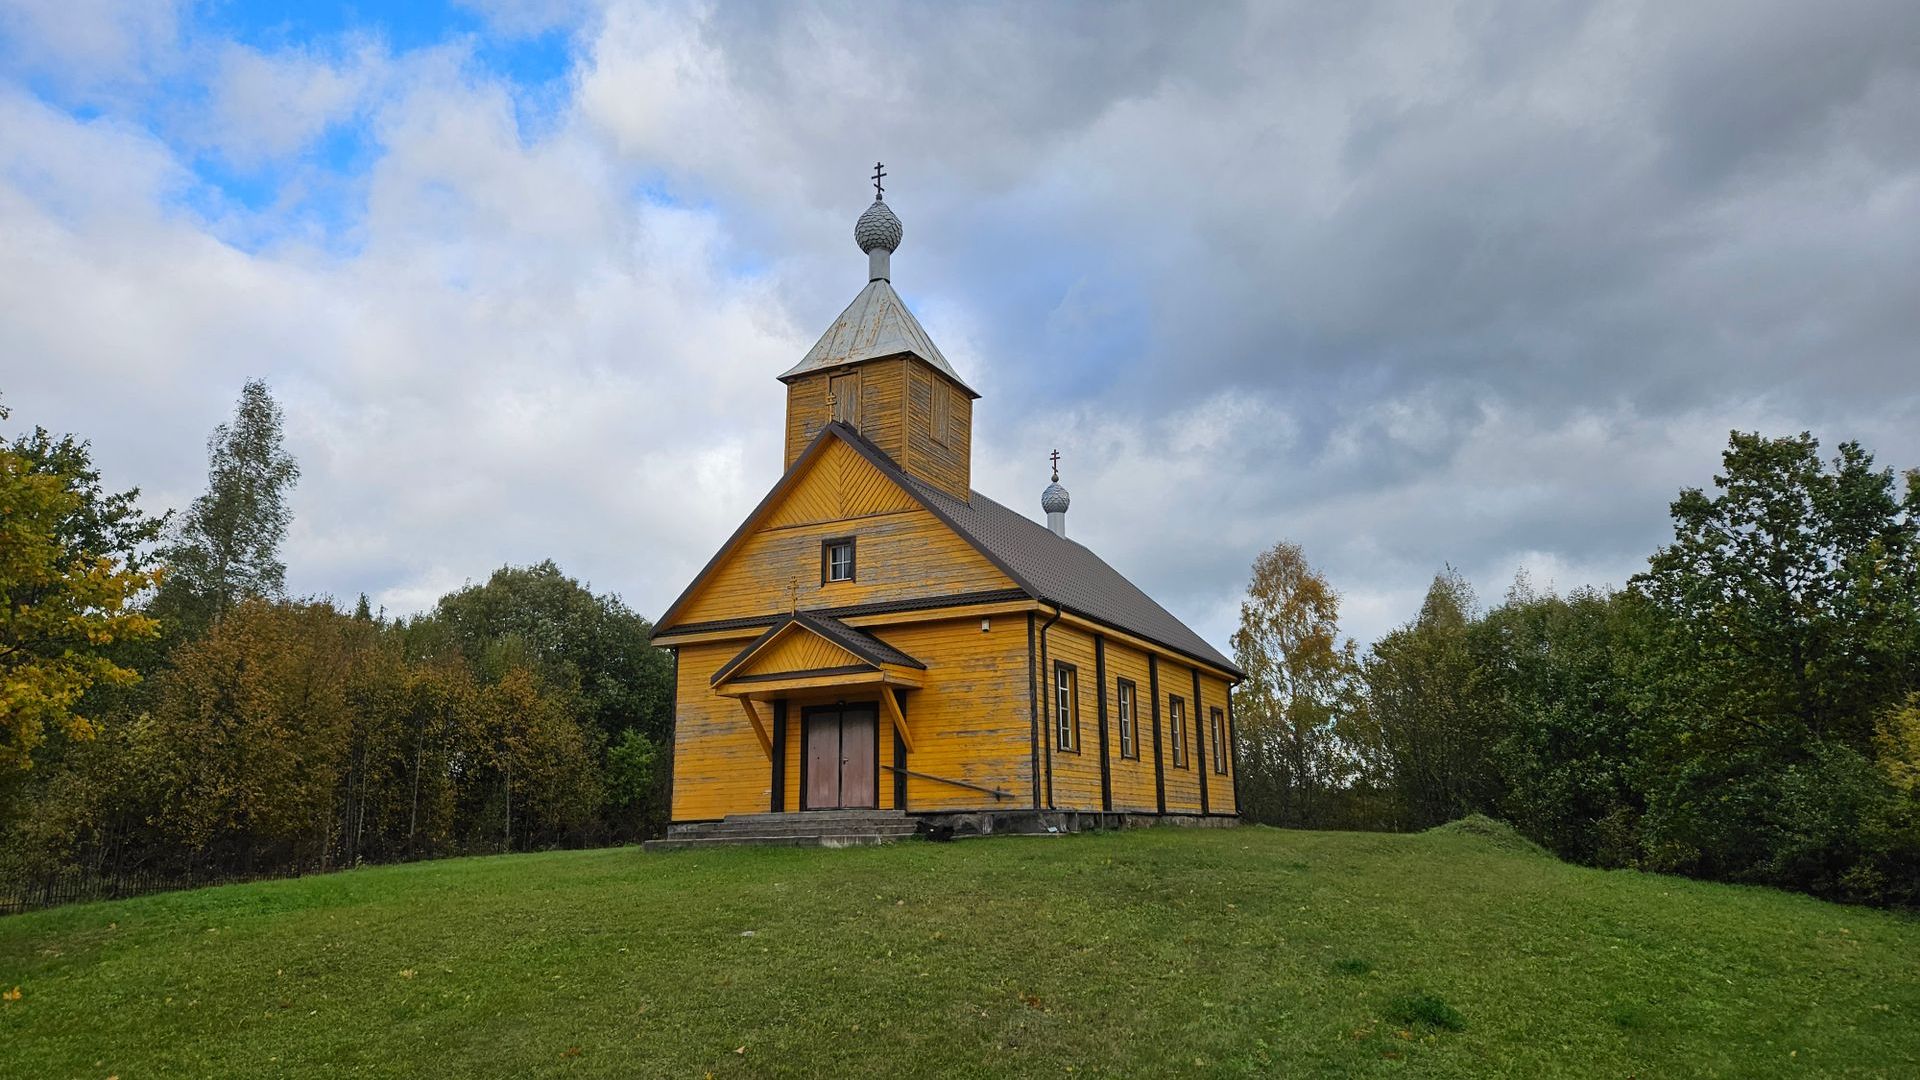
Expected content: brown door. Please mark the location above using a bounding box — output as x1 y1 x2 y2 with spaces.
839 709 877 808
802 706 878 809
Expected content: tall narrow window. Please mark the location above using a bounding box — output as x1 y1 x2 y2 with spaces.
931 380 949 445
1116 679 1137 759
1168 695 1187 768
1054 662 1078 752
829 372 861 429
822 537 855 584
1211 707 1228 774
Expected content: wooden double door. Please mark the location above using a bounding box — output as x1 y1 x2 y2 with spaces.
802 704 878 810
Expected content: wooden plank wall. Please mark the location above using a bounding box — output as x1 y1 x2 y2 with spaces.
670 641 774 821
1103 639 1158 812
675 439 1015 625
904 361 971 501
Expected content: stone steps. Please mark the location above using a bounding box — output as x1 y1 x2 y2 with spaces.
646 810 917 851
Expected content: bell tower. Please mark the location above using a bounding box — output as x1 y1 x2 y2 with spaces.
779 165 977 502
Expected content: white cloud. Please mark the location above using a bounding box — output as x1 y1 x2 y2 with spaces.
4 0 1919 661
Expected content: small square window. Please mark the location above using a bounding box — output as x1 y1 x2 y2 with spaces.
822 538 855 584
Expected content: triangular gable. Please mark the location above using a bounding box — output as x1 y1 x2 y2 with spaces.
652 423 1034 633
723 622 867 683
710 614 926 689
764 436 918 530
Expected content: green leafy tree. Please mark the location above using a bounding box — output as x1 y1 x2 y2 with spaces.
419 561 672 744
1356 569 1503 829
1629 432 1920 897
156 379 299 631
1229 541 1360 827
0 406 164 774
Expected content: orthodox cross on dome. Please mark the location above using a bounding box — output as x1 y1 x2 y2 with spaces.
1050 448 1061 483
871 161 887 200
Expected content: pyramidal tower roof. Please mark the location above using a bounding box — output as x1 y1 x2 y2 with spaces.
778 170 979 398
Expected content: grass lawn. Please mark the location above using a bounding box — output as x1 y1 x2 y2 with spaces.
3 822 1918 1078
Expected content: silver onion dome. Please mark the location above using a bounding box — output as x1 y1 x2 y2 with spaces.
855 199 902 254
1041 482 1071 514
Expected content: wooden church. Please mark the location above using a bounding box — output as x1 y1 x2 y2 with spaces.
649 172 1240 840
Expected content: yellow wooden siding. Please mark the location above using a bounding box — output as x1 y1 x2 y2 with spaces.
757 617 1027 815
676 508 1014 625
1103 639 1158 812
764 437 918 530
1159 656 1204 813
884 617 1032 811
670 642 774 821
784 372 829 468
903 360 971 500
784 359 910 470
734 628 863 679
1200 670 1238 815
1040 623 1102 811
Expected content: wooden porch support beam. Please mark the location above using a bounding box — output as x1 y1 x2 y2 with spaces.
878 685 915 755
739 699 773 760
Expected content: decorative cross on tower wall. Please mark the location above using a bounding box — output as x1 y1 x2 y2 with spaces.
872 161 886 200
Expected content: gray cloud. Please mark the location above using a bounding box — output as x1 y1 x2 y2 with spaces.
3 0 1918 654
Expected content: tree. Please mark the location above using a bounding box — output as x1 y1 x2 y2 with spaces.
1 406 164 773
1628 432 1920 891
1482 579 1646 866
416 561 673 744
156 380 299 630
1355 569 1503 829
1229 541 1359 827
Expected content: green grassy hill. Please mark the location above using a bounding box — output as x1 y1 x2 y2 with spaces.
3 824 1916 1078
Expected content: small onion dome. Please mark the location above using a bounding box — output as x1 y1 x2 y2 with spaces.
854 199 903 254
1041 481 1071 515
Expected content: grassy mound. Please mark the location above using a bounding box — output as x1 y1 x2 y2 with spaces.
1427 813 1553 857
3 827 1917 1077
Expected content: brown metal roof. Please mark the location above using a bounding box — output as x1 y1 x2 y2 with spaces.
827 425 1243 677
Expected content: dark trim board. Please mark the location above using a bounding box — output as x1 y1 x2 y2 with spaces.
1149 654 1165 814
1193 668 1209 815
1095 636 1112 812
770 699 788 813
1026 612 1040 809
1227 688 1241 815
892 689 908 810
662 588 1033 639
727 664 877 684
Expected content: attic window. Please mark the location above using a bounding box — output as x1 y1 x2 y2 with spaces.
822 538 856 584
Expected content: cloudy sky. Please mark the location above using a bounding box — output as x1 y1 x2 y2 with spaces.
3 1 1917 650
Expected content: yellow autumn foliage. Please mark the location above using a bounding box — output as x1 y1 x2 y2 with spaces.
0 448 162 772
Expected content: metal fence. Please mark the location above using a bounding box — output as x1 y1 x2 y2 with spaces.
0 866 304 917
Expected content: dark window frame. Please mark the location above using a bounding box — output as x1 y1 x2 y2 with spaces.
1210 707 1228 775
821 536 856 585
1168 694 1187 768
1053 661 1080 753
1116 678 1139 759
